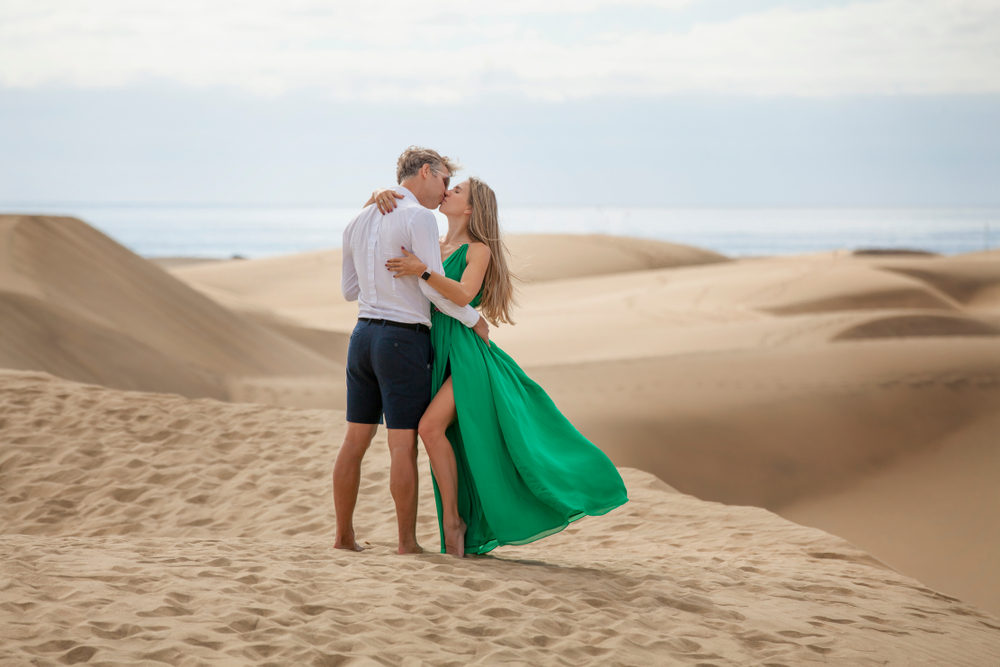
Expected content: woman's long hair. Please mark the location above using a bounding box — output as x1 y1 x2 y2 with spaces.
466 177 518 325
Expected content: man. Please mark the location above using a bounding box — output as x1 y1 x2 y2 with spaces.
333 146 489 554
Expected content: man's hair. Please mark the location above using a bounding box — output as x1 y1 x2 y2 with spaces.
396 146 462 184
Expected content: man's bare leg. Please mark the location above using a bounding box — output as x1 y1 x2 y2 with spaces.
333 422 378 551
418 378 466 558
387 428 423 554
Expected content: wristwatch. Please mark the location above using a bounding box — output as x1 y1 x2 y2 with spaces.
420 269 432 281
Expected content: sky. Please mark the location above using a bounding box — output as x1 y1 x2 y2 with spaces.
1 0 999 206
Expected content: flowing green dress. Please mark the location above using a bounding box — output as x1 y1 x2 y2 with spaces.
429 244 628 555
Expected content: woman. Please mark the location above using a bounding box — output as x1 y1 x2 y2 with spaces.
369 177 628 557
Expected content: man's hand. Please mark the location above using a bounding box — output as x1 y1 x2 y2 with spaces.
472 315 490 345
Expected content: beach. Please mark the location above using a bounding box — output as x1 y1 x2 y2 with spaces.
1 214 999 664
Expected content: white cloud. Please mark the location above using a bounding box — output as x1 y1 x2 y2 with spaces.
0 0 997 100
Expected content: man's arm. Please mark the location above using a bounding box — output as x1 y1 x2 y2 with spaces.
341 227 360 302
409 211 480 328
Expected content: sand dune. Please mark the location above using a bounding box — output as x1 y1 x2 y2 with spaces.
3 216 999 636
874 251 1000 308
150 257 229 269
2 370 997 666
407 248 999 615
485 254 993 366
757 266 960 314
165 236 1000 616
481 250 1000 614
170 234 728 331
504 233 729 282
240 312 350 365
171 248 344 319
526 339 1000 508
781 409 1000 616
0 215 342 400
170 248 356 331
0 291 223 398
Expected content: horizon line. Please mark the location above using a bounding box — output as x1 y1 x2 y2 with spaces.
3 202 999 211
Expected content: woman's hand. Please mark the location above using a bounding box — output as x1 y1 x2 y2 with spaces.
365 188 404 214
386 247 428 278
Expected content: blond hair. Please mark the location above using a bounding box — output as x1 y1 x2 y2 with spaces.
467 177 518 326
396 146 462 184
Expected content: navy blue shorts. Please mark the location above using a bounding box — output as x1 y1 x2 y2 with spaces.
346 319 433 430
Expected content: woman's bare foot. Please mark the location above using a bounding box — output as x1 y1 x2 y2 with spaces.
444 519 467 558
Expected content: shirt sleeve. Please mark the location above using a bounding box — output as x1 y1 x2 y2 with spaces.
409 211 481 328
341 224 360 302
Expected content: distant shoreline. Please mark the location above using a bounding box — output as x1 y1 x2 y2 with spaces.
3 205 995 259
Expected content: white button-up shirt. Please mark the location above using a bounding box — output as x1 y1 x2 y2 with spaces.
341 186 480 328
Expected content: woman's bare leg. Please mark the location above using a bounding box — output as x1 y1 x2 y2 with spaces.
418 377 466 557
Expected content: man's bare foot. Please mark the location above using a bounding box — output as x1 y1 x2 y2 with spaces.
398 542 424 555
334 536 365 552
444 519 467 558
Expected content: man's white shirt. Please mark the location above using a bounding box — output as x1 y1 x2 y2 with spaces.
341 186 480 328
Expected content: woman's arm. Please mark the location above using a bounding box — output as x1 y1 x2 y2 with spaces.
386 244 491 307
363 188 404 214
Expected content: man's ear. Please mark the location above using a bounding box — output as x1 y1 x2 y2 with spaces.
420 163 432 179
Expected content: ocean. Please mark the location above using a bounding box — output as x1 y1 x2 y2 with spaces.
13 204 998 259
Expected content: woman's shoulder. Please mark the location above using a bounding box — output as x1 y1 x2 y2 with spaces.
466 241 491 260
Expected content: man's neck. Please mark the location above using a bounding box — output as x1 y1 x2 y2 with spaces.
399 179 435 209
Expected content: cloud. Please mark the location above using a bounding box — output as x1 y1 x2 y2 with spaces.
0 0 997 101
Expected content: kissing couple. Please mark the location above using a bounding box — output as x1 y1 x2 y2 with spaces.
333 146 628 557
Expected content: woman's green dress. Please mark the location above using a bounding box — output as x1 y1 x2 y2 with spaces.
429 244 628 555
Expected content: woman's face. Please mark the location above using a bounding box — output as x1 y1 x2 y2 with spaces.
439 180 471 216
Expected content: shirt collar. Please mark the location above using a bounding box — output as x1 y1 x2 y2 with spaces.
393 186 419 204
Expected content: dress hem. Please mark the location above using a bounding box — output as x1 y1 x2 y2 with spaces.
461 495 630 556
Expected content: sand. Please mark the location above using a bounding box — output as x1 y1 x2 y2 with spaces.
494 251 1000 615
781 409 1000 622
166 235 1000 618
2 370 998 666
169 233 728 332
2 214 1000 662
0 215 345 406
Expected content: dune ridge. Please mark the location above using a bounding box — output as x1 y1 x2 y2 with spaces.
0 215 343 401
833 313 1000 340
170 233 729 331
504 233 729 282
2 370 998 666
876 252 1000 308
